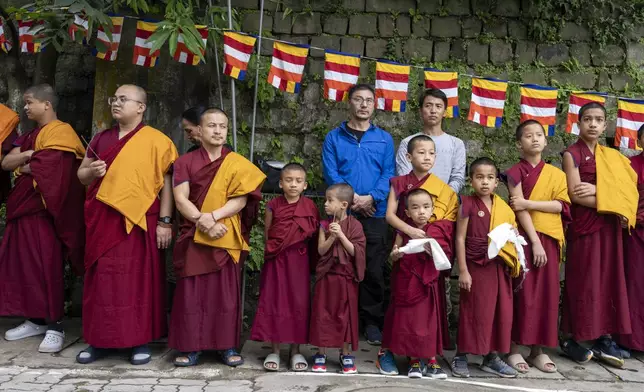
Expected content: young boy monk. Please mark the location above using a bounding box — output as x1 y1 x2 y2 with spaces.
561 102 637 368
616 124 644 354
385 188 448 379
453 157 521 379
505 120 571 374
170 108 266 367
0 85 85 354
309 183 366 374
378 134 457 377
251 163 320 372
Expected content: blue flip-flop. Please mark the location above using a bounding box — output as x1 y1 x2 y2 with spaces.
174 351 201 367
131 345 152 365
76 346 108 364
220 348 244 367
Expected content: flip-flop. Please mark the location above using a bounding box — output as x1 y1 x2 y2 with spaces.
526 353 557 373
220 348 244 367
174 351 201 367
76 346 108 364
507 353 530 373
263 353 280 371
290 353 308 372
131 345 151 365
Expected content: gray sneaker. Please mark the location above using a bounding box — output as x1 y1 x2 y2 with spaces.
451 355 470 378
481 354 518 378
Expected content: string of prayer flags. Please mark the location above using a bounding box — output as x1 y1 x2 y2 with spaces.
267 41 309 93
93 16 124 61
424 68 459 118
519 84 558 136
18 18 45 53
133 21 160 67
614 98 644 150
173 25 208 65
565 92 607 135
68 14 88 44
375 60 410 112
223 32 256 80
323 50 360 102
0 18 11 53
468 77 508 128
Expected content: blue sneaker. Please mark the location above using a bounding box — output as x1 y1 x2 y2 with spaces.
365 325 382 346
592 337 624 368
408 359 423 378
377 349 399 375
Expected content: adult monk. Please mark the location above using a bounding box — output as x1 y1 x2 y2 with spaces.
169 108 265 367
0 103 19 202
76 84 178 365
0 84 85 353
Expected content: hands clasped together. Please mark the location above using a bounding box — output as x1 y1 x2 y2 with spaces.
196 212 228 240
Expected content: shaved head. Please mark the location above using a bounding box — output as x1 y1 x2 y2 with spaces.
118 84 147 104
24 84 58 111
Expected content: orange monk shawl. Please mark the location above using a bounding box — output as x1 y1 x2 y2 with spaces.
418 174 458 222
593 144 638 230
0 104 19 158
193 152 267 263
489 194 521 278
96 126 178 233
528 163 570 261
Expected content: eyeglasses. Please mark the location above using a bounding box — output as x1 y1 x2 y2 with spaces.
107 96 143 106
351 97 375 106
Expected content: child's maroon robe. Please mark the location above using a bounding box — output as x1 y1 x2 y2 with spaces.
457 195 513 355
250 195 319 344
561 140 631 341
505 160 571 347
309 216 366 349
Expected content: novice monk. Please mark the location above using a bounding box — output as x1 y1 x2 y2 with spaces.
505 120 571 374
561 102 637 368
385 189 448 379
170 108 266 367
310 183 366 374
378 134 457 377
251 163 319 372
453 158 521 379
0 84 86 353
77 85 178 365
616 124 644 354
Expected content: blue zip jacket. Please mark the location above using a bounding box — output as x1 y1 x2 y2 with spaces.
322 122 395 218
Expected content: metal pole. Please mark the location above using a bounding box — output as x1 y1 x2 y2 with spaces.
227 0 237 152
249 0 265 163
207 0 224 109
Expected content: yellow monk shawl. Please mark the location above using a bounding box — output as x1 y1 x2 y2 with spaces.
0 104 19 158
594 143 638 230
97 126 178 233
194 152 267 263
528 164 570 261
34 120 85 158
489 194 521 278
419 174 458 222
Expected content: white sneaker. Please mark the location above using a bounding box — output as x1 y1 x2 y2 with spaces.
38 330 65 353
4 321 47 341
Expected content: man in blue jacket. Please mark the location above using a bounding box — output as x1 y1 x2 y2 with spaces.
322 84 395 346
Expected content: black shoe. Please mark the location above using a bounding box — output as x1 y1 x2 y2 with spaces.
560 339 593 364
365 325 382 346
591 337 625 368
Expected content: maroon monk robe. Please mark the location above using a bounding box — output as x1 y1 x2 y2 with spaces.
250 195 319 344
382 225 443 359
83 124 168 349
169 147 262 352
0 128 83 320
457 195 513 355
561 140 631 341
616 153 644 351
390 172 455 349
505 160 570 348
310 216 366 350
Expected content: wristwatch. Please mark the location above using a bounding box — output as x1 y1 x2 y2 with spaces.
158 216 172 225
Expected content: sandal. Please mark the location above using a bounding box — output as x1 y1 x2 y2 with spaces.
526 353 557 373
311 353 327 373
340 353 357 374
76 345 108 365
507 353 530 374
131 345 151 365
174 351 201 367
220 348 244 367
290 353 308 372
480 354 518 378
263 353 280 371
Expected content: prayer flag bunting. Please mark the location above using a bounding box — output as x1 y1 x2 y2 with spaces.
468 77 508 128
519 84 558 136
0 17 11 53
93 16 124 61
375 60 410 112
18 18 45 53
267 41 309 93
614 98 644 150
68 14 88 44
566 92 607 135
424 68 459 118
173 25 208 65
133 21 160 67
324 50 360 101
223 31 256 80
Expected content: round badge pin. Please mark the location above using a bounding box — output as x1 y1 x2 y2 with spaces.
478 210 485 217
